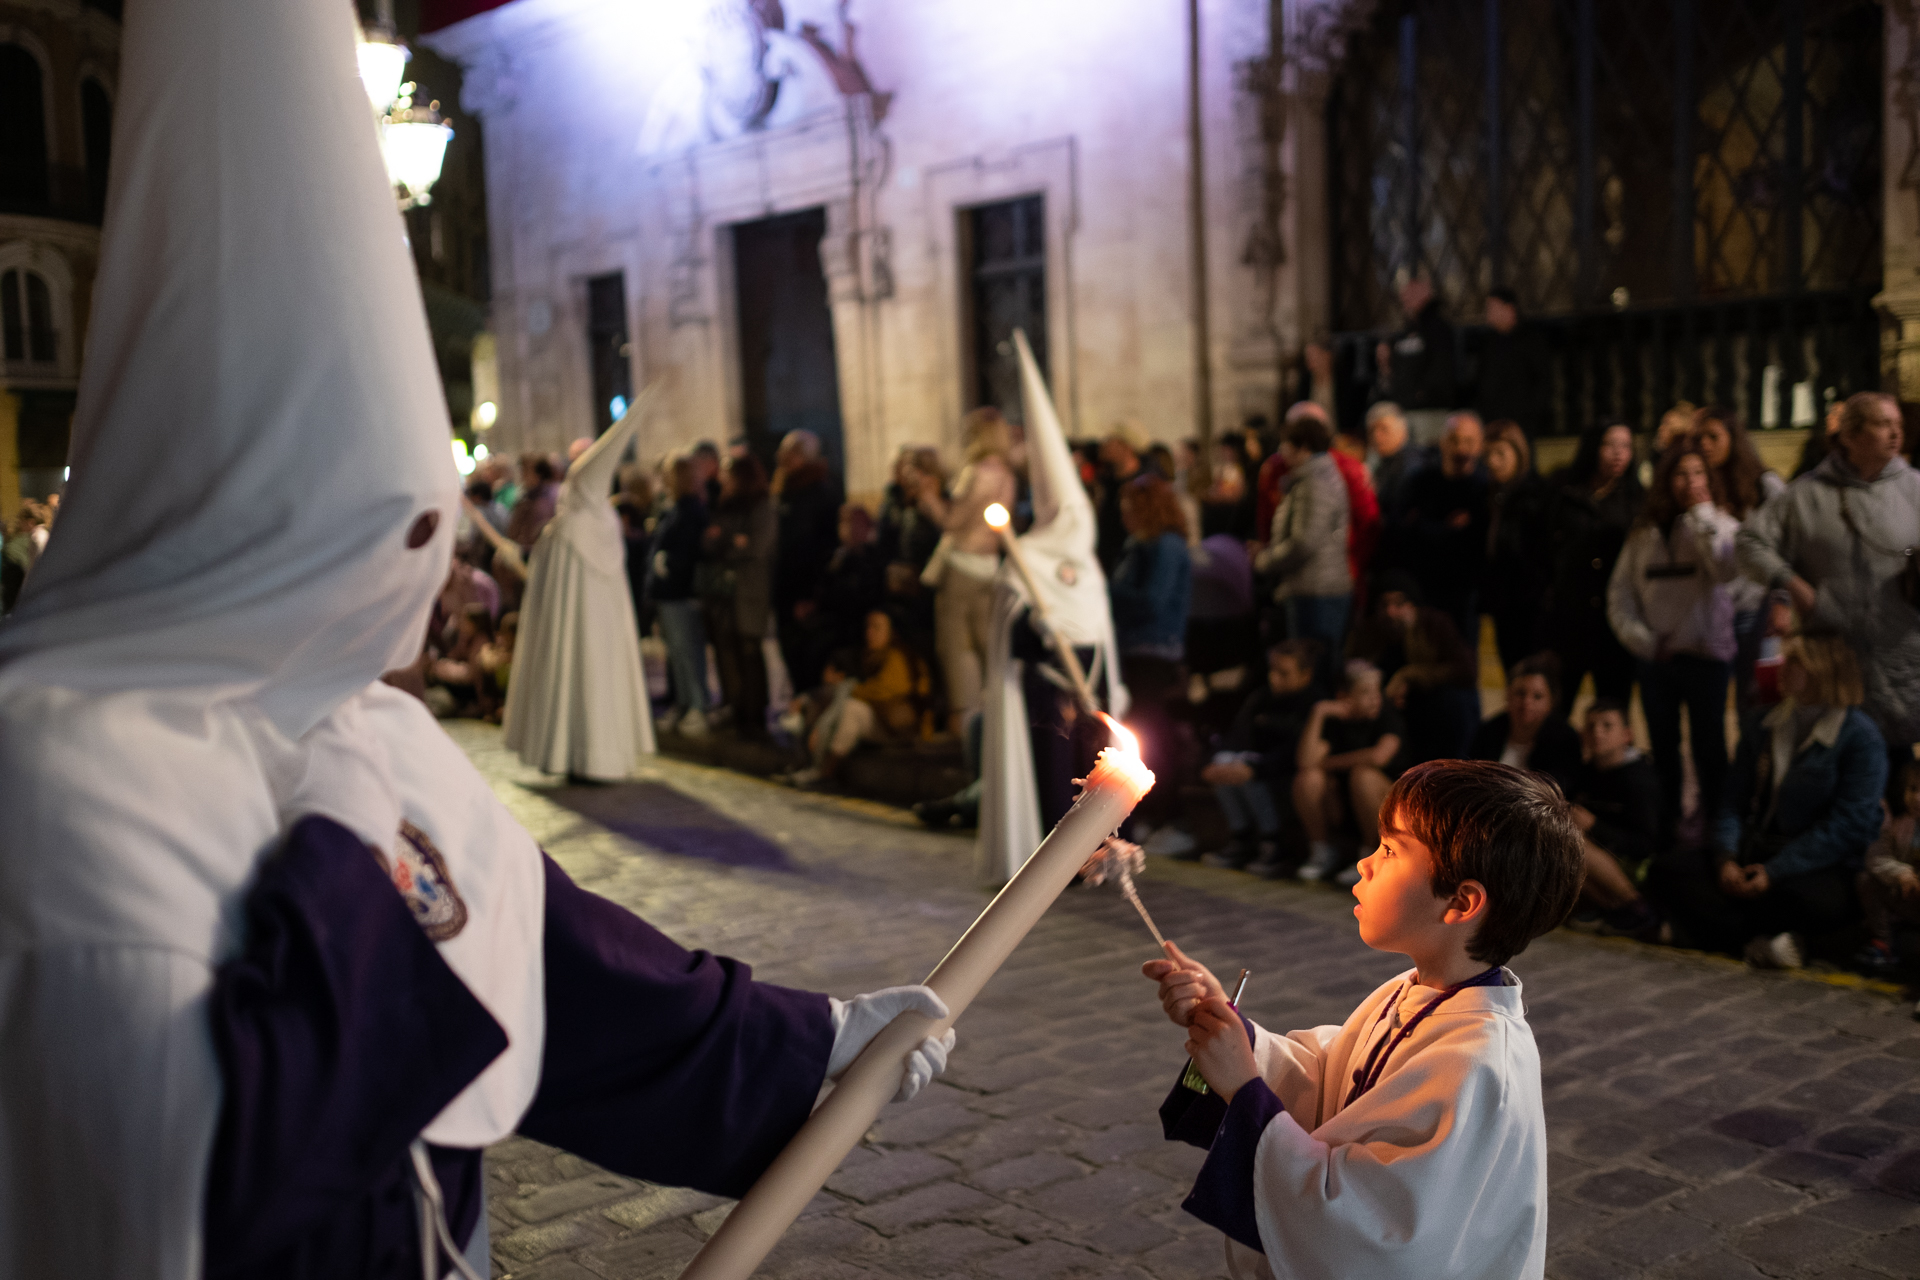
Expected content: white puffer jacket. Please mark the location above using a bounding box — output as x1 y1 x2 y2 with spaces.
1606 503 1742 662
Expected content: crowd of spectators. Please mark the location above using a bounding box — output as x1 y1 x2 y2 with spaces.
9 281 1915 996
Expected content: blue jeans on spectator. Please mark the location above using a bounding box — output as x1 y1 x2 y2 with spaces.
1214 779 1281 837
1284 593 1351 689
1639 654 1730 840
655 598 710 714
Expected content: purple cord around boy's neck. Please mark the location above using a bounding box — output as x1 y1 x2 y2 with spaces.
1345 966 1503 1107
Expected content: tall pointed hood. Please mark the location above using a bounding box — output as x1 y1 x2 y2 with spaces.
1010 328 1109 646
0 0 459 738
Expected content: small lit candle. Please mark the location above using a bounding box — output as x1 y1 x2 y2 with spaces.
676 739 1156 1280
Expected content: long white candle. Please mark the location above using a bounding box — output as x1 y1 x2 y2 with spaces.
676 746 1156 1280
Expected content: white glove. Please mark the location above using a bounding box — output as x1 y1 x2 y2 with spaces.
826 985 957 1104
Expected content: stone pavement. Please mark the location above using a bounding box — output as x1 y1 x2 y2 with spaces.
449 722 1920 1280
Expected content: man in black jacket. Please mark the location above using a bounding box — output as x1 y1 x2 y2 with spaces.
1374 277 1457 444
1473 287 1552 438
772 429 845 693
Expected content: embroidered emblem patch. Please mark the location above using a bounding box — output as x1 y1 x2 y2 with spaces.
1056 560 1079 586
390 820 469 942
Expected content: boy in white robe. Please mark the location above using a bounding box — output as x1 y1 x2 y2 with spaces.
1145 760 1584 1280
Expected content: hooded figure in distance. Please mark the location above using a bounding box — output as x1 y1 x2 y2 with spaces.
976 331 1129 886
0 3 949 1276
504 390 657 780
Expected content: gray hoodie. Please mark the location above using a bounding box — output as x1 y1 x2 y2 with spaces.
1255 451 1352 601
1737 452 1920 745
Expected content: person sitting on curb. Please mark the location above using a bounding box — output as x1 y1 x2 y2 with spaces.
1293 660 1405 885
1565 699 1662 938
1199 640 1323 877
1857 755 1920 983
1664 634 1886 968
783 612 931 791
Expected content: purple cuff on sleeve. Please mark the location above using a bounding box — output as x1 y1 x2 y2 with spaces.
1179 1073 1282 1253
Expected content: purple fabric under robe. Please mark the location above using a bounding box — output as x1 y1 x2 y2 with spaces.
204 816 833 1279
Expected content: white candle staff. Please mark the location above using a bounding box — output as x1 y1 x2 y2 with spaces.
982 501 1098 715
676 743 1156 1280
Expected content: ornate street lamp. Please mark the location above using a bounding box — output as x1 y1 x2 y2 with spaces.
382 88 454 210
355 1 453 210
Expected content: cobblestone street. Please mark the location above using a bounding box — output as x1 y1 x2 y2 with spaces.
452 722 1920 1280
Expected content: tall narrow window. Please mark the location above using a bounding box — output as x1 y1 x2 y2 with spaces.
0 46 49 212
731 208 845 478
586 272 632 436
81 79 113 221
965 195 1046 424
1 269 56 365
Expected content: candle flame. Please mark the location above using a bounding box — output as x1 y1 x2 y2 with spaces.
983 502 1010 529
1097 712 1139 757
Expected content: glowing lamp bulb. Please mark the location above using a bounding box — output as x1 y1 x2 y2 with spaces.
357 37 409 115
984 503 1010 529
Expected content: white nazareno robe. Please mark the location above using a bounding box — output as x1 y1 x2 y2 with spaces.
0 1 546 1273
975 330 1127 886
504 396 657 780
1224 969 1548 1280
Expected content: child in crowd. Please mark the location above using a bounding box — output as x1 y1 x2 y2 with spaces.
1200 640 1323 876
784 611 932 789
476 611 517 723
1293 660 1405 884
1859 757 1920 978
1566 699 1662 937
425 603 495 718
1144 761 1582 1280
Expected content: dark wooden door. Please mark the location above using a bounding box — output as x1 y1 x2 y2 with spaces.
732 208 844 480
586 271 632 436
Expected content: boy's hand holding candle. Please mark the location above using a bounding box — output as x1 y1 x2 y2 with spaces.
1183 996 1261 1103
1142 940 1226 1025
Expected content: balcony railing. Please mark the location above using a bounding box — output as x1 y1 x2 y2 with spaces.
1329 288 1883 438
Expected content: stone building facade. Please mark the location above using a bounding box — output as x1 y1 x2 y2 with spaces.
433 0 1919 494
426 0 1315 496
0 0 117 516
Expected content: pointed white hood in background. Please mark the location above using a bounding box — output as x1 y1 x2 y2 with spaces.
975 331 1125 885
1009 329 1115 650
0 0 459 736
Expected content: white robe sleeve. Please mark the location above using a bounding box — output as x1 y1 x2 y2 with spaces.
1249 1021 1343 1119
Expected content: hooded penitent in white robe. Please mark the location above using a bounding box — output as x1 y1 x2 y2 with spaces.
0 1 545 1273
1212 970 1548 1280
975 331 1128 886
504 394 658 779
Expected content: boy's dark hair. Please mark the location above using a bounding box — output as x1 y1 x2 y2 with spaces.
1380 760 1583 967
1269 639 1323 671
824 647 861 680
1585 697 1629 724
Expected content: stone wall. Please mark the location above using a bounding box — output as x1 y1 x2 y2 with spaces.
428 0 1323 496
